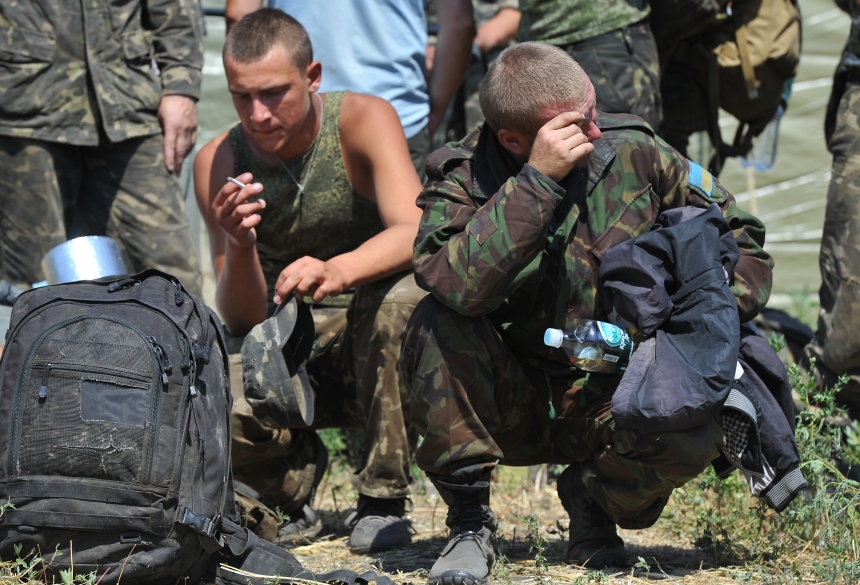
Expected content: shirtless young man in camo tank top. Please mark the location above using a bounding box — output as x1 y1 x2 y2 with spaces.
193 9 425 555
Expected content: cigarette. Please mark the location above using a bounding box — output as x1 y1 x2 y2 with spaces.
227 177 246 188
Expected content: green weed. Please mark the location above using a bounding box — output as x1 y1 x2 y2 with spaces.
768 331 786 354
273 506 290 525
669 359 860 583
519 512 550 578
490 552 513 585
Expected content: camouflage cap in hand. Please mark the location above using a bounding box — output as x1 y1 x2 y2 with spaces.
241 296 315 428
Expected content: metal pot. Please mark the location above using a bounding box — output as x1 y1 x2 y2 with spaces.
41 236 129 285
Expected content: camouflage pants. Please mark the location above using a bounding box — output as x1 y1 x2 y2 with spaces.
0 134 202 294
560 18 663 130
804 81 860 410
401 297 723 529
231 271 426 513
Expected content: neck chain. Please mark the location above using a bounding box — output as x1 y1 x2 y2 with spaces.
279 93 323 197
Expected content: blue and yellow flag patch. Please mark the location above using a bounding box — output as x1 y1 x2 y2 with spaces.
688 161 717 201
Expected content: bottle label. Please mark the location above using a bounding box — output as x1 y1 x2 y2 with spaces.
597 322 625 347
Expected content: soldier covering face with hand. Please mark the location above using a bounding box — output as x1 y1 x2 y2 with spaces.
401 42 774 585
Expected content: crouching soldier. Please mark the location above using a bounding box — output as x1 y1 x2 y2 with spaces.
400 42 774 584
195 9 426 553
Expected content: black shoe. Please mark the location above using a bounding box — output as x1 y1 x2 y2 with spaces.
427 473 496 585
557 465 626 568
344 496 414 554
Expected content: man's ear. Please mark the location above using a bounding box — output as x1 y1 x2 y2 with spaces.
497 128 530 158
306 61 322 92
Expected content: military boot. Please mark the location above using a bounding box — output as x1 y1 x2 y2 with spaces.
557 465 626 568
427 472 496 585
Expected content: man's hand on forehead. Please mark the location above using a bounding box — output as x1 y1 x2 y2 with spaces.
575 109 593 128
527 110 595 183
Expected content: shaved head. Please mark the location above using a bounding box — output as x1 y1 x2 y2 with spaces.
224 8 313 69
479 42 591 136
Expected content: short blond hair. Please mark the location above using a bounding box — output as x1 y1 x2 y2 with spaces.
479 42 589 136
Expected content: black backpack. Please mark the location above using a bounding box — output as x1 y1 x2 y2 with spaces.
0 269 231 583
0 270 397 585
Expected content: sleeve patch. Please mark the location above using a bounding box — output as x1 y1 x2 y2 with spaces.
688 161 715 200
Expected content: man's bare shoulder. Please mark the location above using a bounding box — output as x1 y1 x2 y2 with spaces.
338 92 404 149
196 130 234 175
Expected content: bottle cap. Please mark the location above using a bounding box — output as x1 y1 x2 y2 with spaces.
544 328 563 348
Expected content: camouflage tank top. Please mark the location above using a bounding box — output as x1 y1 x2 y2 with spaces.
229 91 385 306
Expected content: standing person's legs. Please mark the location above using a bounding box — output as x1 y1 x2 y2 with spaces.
0 137 79 286
658 56 710 157
77 134 203 295
804 81 860 412
561 18 663 129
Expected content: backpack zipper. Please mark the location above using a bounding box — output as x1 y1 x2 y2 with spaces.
35 362 151 400
169 334 196 490
147 336 173 388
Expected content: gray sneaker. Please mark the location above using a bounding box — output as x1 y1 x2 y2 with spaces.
428 526 494 585
557 465 626 568
427 476 496 585
344 496 414 554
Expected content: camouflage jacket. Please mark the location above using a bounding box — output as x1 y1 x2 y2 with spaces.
413 115 774 370
518 0 649 46
0 0 203 145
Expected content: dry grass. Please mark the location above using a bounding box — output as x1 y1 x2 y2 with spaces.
280 463 852 585
0 462 848 585
2 361 857 585
0 461 854 585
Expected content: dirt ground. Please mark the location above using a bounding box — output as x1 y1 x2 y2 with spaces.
259 466 792 585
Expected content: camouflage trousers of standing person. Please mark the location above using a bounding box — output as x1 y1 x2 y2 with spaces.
559 17 663 130
0 134 202 294
401 297 724 529
230 271 427 515
803 80 860 413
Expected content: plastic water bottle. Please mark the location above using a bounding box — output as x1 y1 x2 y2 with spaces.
544 320 636 374
740 78 793 172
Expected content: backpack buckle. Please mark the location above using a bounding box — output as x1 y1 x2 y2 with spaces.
120 532 141 544
177 506 223 541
